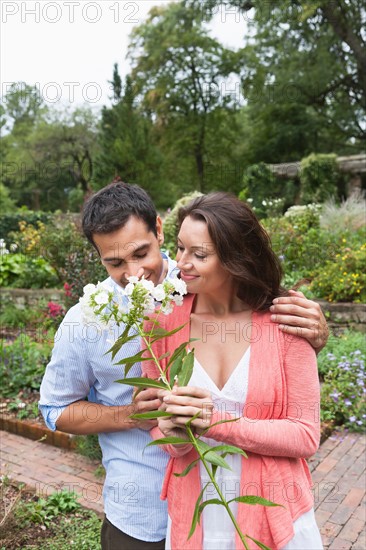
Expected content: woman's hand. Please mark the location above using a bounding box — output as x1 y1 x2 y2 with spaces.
270 289 330 353
158 385 214 435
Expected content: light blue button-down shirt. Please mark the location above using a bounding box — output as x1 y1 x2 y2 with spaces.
39 254 178 541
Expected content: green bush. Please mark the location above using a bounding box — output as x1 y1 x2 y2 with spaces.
299 153 339 204
0 252 59 288
320 335 365 432
238 162 297 218
162 191 203 255
317 330 366 378
0 335 52 397
0 211 51 244
39 219 106 305
310 238 366 302
16 490 81 528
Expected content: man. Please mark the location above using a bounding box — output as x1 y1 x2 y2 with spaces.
39 181 329 550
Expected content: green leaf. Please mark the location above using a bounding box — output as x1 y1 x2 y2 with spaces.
200 417 239 436
188 483 209 539
198 498 224 514
115 377 169 390
174 459 199 478
114 349 149 366
109 326 137 359
246 535 273 550
227 496 282 508
209 444 248 459
157 351 171 361
168 349 186 384
130 411 172 420
150 322 187 343
203 451 232 470
177 350 194 386
146 436 189 446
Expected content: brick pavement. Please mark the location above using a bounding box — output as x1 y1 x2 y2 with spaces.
1 428 365 547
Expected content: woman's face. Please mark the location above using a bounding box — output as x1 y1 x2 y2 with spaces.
176 216 230 295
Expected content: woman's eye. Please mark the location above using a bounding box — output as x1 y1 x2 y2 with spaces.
195 255 206 260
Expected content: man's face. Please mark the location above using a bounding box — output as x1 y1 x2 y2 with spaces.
93 216 165 288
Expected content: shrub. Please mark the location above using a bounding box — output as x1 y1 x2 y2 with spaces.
238 162 297 218
310 239 366 302
0 211 51 244
162 191 203 255
39 219 106 306
321 342 365 432
0 335 52 397
299 153 339 203
317 329 366 378
0 250 59 288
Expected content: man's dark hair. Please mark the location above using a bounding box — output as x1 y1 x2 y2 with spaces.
82 180 158 248
178 192 288 311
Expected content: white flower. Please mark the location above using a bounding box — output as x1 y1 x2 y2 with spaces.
151 284 166 301
140 279 154 292
172 294 183 306
10 243 18 252
127 276 139 284
94 291 110 305
124 283 135 296
143 297 156 316
171 277 187 296
83 283 97 295
161 303 174 315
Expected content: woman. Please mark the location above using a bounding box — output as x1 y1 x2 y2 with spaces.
143 193 322 550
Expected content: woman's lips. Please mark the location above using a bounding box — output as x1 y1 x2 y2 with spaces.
180 273 199 282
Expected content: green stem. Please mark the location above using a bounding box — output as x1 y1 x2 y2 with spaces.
136 323 172 390
187 426 250 550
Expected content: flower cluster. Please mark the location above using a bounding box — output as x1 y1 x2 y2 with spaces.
79 276 187 331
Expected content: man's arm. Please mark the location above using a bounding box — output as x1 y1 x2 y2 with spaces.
56 389 161 435
270 289 330 353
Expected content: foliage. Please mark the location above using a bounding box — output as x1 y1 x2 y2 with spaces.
36 510 102 550
310 240 366 303
15 490 81 528
317 330 366 378
321 345 365 433
0 183 17 213
162 191 203 255
299 154 339 203
0 335 52 397
0 212 51 245
320 190 366 232
0 251 59 289
238 163 297 218
74 434 102 461
128 0 241 193
227 0 365 160
94 71 168 208
38 218 106 306
0 300 38 328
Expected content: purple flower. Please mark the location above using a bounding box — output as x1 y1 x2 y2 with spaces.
330 391 340 402
356 420 363 425
344 399 352 407
349 416 356 422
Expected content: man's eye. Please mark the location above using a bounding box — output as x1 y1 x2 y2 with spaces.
134 253 147 259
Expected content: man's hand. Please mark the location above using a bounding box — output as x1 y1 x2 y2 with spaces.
270 289 330 353
133 387 161 430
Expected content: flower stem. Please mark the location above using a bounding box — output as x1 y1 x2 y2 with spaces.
186 426 250 550
137 324 172 390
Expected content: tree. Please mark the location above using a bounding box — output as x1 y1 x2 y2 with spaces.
94 70 168 207
205 0 365 161
128 0 240 191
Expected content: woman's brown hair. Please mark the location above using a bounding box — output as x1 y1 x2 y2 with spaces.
178 192 288 310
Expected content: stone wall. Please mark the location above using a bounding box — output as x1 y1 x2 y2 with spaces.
1 287 65 308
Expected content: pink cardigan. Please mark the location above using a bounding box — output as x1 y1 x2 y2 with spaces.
143 294 320 550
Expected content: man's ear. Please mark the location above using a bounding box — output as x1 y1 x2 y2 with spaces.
156 216 164 246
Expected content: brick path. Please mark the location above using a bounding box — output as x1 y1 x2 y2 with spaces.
1 428 365 547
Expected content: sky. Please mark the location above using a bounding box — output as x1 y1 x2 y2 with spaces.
1 0 249 112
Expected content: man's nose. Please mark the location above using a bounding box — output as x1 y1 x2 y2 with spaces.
122 265 145 282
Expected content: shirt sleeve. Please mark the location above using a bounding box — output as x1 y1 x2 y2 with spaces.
38 305 97 431
205 335 320 458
